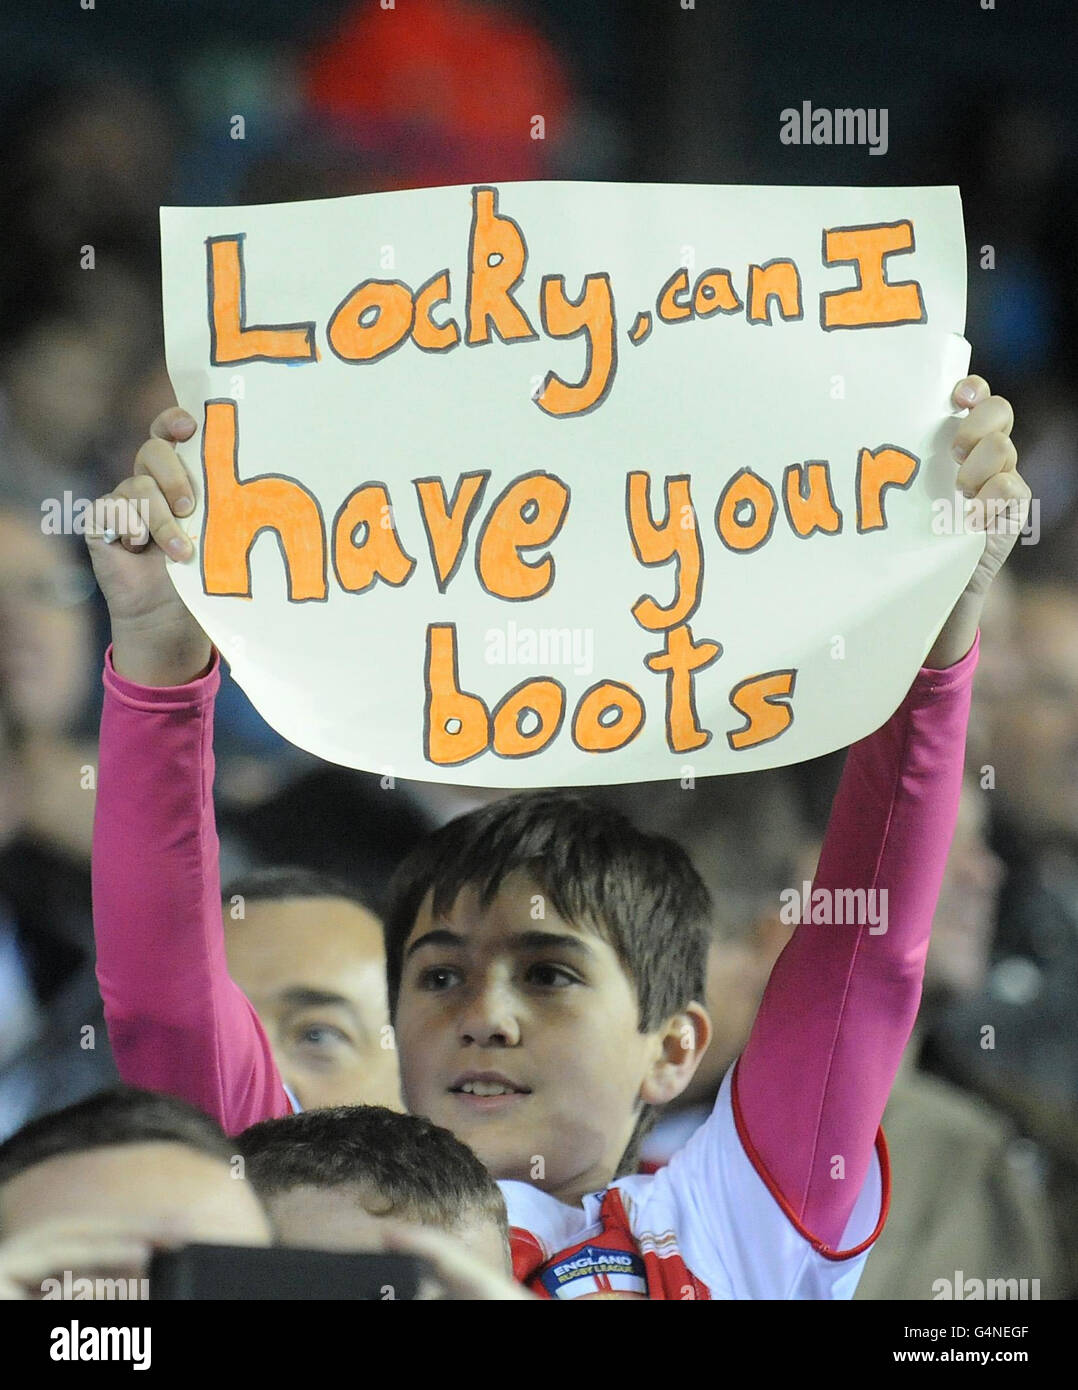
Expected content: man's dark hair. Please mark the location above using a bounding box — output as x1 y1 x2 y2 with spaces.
238 1106 507 1237
382 791 713 1174
222 865 378 918
0 1088 236 1197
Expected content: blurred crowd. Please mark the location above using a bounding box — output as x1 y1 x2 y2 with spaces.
0 0 1075 1300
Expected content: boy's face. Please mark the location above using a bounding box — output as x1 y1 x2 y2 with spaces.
225 896 402 1113
394 869 668 1204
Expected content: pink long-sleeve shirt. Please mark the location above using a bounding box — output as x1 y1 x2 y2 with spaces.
92 632 979 1288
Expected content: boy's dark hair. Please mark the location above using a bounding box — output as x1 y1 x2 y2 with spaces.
238 1106 507 1237
0 1088 235 1195
383 791 713 1174
222 865 377 918
384 790 711 1027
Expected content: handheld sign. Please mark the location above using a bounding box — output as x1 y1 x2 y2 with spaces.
159 181 981 787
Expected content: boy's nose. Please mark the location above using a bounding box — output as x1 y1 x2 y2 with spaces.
457 982 521 1047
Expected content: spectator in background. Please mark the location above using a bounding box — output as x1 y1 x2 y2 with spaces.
926 577 1078 1296
965 566 1020 780
974 580 1078 850
0 1088 272 1299
0 510 115 1139
218 764 437 917
300 0 578 189
929 578 1078 1116
0 310 128 516
0 73 174 513
238 1104 520 1295
0 510 100 857
221 867 402 1113
1000 373 1078 583
926 93 1077 397
234 115 399 206
854 777 1064 1300
0 74 175 309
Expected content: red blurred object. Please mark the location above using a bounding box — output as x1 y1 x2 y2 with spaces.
302 0 575 188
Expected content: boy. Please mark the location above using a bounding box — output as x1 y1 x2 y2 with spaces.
87 376 1029 1296
238 1105 514 1283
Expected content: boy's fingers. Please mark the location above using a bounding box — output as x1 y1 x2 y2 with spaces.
952 375 990 409
956 430 1019 497
85 489 148 551
94 477 193 560
964 470 1032 534
125 476 195 560
134 436 197 517
953 394 1015 459
150 407 197 444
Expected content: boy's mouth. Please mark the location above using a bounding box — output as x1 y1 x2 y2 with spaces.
449 1070 531 1111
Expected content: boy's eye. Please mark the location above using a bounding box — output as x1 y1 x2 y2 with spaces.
527 962 579 988
419 966 461 991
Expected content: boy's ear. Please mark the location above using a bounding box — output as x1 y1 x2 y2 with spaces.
638 1003 712 1108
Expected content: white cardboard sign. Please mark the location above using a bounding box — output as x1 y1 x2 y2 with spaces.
160 180 981 786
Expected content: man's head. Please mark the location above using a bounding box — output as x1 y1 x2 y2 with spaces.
238 1106 509 1274
222 867 401 1112
0 1089 272 1257
383 791 712 1204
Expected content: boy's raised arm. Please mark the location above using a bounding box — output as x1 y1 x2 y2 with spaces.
734 634 979 1252
733 372 1027 1254
93 646 292 1134
87 407 291 1135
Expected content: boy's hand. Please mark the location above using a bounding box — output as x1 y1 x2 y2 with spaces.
950 375 1028 595
923 375 1030 670
85 407 213 686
